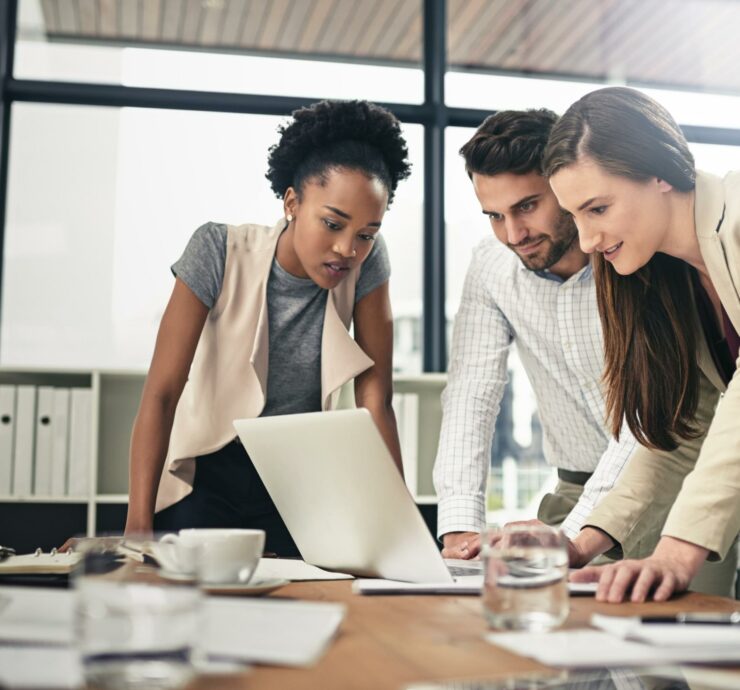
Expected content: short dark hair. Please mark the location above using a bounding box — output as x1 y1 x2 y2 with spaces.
460 108 559 178
266 100 411 206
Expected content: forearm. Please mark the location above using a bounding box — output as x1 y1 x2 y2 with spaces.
653 535 710 578
126 395 178 532
570 526 615 567
363 396 404 476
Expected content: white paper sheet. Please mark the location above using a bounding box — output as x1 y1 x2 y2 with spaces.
204 598 345 666
0 587 74 645
254 558 354 581
487 629 740 667
591 613 740 647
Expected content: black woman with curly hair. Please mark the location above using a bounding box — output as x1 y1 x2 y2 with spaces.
125 100 411 555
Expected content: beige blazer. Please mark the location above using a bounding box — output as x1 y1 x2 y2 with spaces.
155 219 375 512
585 170 740 562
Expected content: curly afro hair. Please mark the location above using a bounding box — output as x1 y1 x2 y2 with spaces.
266 100 411 206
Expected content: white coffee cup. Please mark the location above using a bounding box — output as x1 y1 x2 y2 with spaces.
150 534 200 577
164 528 265 585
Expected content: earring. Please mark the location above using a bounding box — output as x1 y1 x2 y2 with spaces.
286 214 293 222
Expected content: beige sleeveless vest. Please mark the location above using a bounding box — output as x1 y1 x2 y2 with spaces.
155 219 375 512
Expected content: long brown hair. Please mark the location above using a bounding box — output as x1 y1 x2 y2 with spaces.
543 87 699 451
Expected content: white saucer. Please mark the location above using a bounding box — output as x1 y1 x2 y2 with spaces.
200 577 289 596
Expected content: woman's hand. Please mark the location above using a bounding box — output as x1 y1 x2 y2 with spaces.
569 536 708 602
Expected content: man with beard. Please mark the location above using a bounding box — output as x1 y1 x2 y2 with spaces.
434 109 640 561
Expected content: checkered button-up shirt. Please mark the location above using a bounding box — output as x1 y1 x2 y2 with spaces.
433 237 637 539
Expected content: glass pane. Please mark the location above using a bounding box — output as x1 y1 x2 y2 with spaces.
444 127 550 521
15 0 423 104
446 0 740 121
3 103 423 371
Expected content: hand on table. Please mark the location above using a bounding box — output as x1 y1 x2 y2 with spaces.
569 537 708 603
441 531 481 559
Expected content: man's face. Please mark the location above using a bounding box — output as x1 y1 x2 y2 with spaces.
471 171 578 272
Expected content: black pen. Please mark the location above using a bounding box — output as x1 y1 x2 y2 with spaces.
640 612 740 625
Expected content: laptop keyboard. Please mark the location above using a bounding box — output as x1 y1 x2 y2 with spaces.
446 562 483 577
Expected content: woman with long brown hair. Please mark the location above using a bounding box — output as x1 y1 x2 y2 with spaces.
543 86 739 603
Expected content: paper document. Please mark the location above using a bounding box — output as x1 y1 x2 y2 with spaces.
0 586 74 645
254 558 353 581
0 647 83 689
205 598 345 666
591 613 740 647
488 629 740 667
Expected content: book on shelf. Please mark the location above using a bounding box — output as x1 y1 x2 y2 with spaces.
50 388 71 497
67 388 92 497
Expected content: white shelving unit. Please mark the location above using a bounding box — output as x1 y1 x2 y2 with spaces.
0 369 445 545
0 367 145 538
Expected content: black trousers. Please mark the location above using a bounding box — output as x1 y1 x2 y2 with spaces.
153 440 300 557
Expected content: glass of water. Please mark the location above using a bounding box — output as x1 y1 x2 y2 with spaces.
73 536 202 690
481 524 569 632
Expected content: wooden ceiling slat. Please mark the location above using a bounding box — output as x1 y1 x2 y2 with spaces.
334 0 377 55
274 1 314 51
297 0 336 52
239 0 270 47
675 0 737 91
373 0 419 57
447 0 487 62
141 0 163 41
76 0 97 35
97 0 117 37
160 0 183 42
257 0 292 49
200 0 226 44
56 0 78 34
498 0 565 70
315 0 357 54
555 0 637 76
393 7 421 60
40 0 61 34
118 0 138 37
526 0 607 73
179 0 202 43
352 0 403 57
220 0 250 45
470 0 529 66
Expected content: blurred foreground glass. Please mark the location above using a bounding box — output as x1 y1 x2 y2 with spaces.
481 524 568 632
73 536 202 690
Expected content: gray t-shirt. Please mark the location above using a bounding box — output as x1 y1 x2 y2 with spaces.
172 222 391 416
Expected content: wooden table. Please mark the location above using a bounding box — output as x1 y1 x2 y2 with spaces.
191 581 740 690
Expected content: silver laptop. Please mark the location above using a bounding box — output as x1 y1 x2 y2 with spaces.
233 409 482 583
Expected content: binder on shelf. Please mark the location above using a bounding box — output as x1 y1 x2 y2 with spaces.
34 386 55 496
393 392 419 496
67 388 92 497
50 388 71 497
0 385 16 494
13 385 36 496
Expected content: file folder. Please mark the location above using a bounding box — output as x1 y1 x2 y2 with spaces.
34 386 55 495
67 388 92 497
12 385 36 496
50 388 70 497
0 385 16 494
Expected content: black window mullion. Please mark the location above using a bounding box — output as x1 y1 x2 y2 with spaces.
422 0 446 373
0 0 18 354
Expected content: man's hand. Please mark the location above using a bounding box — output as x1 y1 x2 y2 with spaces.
569 536 708 603
441 531 481 559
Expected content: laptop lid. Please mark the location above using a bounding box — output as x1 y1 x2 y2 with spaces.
233 409 453 583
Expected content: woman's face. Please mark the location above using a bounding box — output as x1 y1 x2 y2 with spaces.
549 156 673 275
283 168 388 289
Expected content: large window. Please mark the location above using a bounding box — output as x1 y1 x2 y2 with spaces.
5 0 740 520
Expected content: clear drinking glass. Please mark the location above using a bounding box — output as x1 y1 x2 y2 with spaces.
73 536 202 690
481 524 569 632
